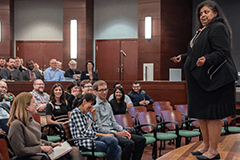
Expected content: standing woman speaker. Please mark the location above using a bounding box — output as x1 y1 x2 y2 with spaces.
171 1 238 159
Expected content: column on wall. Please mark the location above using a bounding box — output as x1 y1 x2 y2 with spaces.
138 0 192 80
0 0 14 58
63 0 93 70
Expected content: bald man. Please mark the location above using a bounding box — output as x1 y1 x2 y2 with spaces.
43 59 65 81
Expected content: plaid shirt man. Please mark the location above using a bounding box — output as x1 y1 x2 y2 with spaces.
30 89 50 115
69 107 99 150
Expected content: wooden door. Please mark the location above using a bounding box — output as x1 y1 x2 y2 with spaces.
96 40 121 80
95 39 138 81
120 40 138 80
16 41 63 71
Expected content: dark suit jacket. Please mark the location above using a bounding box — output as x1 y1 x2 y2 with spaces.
80 70 99 81
64 69 81 78
182 21 238 91
22 70 42 81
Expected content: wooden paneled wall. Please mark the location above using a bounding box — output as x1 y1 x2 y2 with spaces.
0 0 14 58
63 0 93 71
138 0 192 80
7 80 187 107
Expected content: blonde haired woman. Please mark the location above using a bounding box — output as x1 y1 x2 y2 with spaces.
7 92 83 160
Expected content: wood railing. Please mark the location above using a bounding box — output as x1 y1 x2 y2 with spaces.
6 80 188 107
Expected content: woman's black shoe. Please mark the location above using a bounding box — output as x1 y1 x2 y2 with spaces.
191 151 203 156
196 153 220 160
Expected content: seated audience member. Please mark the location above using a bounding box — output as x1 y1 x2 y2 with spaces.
80 60 99 82
128 81 154 107
80 80 93 95
64 60 81 79
0 94 10 135
73 80 94 109
15 57 27 72
93 80 146 160
0 57 6 70
20 58 28 70
1 57 23 81
22 60 41 81
30 79 50 125
0 81 15 135
44 59 65 81
7 92 83 160
109 87 127 115
34 62 43 75
109 82 133 109
69 93 121 160
57 61 64 74
65 81 81 110
46 83 71 124
72 80 93 108
0 80 15 102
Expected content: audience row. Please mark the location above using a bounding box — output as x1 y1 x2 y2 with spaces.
0 57 99 82
0 79 154 160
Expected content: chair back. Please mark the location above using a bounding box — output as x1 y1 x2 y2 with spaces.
174 104 188 114
62 122 72 140
190 118 200 128
0 138 10 160
114 114 133 128
137 111 157 133
61 122 74 146
174 104 188 120
128 106 147 124
128 106 147 117
32 113 41 124
153 101 170 107
153 103 172 122
221 116 232 126
161 110 182 130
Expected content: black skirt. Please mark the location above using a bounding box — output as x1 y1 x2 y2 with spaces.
184 56 236 120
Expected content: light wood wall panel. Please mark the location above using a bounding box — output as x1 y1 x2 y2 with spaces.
0 0 14 58
63 0 93 71
138 0 192 80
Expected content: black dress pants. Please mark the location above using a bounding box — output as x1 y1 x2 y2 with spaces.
115 134 146 160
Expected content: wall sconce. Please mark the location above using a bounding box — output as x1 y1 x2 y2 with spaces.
145 15 152 40
0 22 1 42
70 19 77 59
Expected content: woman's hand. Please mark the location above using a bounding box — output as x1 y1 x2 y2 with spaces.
51 142 62 147
90 108 96 116
0 128 6 136
170 55 181 63
41 146 54 154
71 90 80 97
196 56 206 67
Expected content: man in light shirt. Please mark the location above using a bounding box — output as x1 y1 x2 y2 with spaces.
44 59 65 81
93 80 146 160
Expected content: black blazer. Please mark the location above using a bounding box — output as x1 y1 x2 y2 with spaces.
80 70 99 81
22 70 42 81
182 21 238 91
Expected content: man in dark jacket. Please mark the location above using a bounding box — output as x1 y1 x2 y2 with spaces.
128 81 154 106
22 60 41 81
64 60 81 79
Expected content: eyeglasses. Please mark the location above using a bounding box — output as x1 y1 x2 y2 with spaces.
84 85 93 88
35 83 44 86
98 88 108 92
132 86 140 88
0 86 8 90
